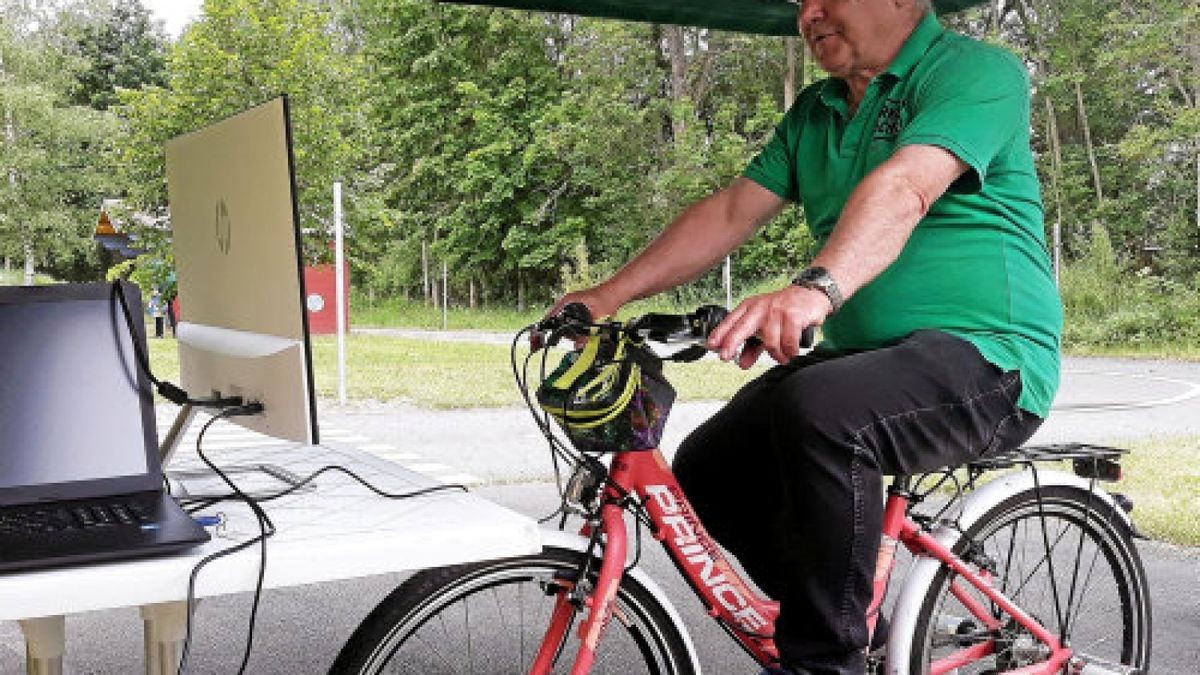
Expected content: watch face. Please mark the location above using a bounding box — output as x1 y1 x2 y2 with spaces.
798 267 828 285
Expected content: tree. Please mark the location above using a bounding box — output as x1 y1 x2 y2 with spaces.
63 0 167 111
0 2 120 282
113 0 369 261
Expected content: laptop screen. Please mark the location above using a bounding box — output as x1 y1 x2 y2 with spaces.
0 285 155 503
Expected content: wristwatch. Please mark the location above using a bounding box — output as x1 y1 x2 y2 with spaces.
792 266 844 313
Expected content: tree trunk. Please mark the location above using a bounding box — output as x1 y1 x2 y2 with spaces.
1074 80 1104 204
784 37 797 106
517 269 525 312
421 240 430 306
1045 96 1065 285
442 261 449 329
665 25 688 139
469 277 477 309
23 240 34 286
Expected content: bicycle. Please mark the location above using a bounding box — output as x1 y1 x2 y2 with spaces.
330 305 1151 674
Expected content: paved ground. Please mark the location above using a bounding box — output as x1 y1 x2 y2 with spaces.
2 354 1198 673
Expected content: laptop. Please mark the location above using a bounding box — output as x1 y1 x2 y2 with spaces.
0 282 210 573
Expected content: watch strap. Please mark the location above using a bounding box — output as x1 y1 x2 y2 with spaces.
791 267 844 312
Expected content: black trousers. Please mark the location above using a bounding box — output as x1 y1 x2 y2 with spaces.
672 330 1043 674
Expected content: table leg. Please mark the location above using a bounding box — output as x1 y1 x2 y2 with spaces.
18 615 64 675
141 601 191 675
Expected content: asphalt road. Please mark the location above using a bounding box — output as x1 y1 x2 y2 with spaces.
2 355 1198 673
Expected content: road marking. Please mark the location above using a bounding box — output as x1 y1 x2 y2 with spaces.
1055 370 1200 412
157 412 484 486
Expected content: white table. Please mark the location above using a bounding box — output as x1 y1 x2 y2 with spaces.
0 438 542 674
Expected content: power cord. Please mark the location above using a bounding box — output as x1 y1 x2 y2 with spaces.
111 279 471 672
176 405 272 675
174 409 468 675
112 281 243 408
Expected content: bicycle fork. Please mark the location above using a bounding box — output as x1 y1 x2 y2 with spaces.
529 497 627 675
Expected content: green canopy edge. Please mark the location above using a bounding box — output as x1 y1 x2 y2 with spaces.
438 0 988 36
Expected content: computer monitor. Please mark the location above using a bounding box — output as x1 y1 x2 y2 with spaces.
164 96 319 448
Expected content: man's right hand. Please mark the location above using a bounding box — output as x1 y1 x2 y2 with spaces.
543 287 624 348
547 286 622 323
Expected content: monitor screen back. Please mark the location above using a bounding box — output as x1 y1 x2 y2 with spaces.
165 97 317 444
166 98 305 340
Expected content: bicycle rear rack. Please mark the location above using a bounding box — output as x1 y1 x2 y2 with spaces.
969 442 1128 482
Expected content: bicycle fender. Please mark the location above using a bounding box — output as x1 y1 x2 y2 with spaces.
539 529 703 674
883 468 1134 674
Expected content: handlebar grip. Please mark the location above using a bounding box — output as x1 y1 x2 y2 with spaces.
800 325 816 349
744 326 817 354
559 302 593 325
690 305 728 338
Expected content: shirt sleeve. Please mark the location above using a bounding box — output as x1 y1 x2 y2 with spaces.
896 46 1030 193
742 108 801 202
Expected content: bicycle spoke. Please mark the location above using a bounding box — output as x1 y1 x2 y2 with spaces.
1065 533 1104 635
518 578 526 669
463 595 473 674
915 488 1148 675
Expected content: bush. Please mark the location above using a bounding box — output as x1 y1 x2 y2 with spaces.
1061 226 1200 348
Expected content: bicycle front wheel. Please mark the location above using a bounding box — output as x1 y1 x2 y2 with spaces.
910 484 1152 673
329 546 695 675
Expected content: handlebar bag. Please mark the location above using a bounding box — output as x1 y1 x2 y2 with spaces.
536 333 675 452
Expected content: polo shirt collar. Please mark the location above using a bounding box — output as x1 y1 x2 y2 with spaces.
817 12 943 115
818 78 850 117
884 11 943 80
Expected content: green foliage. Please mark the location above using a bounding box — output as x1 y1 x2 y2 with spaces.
0 2 121 282
1062 226 1200 348
355 2 807 306
62 0 168 111
113 0 369 261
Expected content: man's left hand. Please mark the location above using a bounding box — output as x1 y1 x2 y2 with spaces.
708 285 831 369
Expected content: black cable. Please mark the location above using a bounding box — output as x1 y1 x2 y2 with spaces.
177 407 274 675
112 281 244 409
174 421 469 674
179 466 466 513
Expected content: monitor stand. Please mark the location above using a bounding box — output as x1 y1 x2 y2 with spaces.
159 404 311 500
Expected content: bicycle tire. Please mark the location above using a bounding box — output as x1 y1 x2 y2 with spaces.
329 546 696 675
909 484 1151 673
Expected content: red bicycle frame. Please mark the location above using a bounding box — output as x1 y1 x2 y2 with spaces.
529 447 1075 675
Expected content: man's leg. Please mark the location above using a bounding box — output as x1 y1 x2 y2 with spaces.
766 331 1042 674
674 349 850 597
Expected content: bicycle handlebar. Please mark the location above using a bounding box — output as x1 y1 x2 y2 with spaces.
535 303 815 352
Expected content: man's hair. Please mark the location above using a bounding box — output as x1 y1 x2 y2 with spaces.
912 0 933 11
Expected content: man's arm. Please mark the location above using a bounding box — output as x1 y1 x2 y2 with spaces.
553 177 788 318
709 144 970 367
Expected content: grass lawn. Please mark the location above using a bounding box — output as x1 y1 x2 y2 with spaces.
146 332 769 408
1114 436 1200 546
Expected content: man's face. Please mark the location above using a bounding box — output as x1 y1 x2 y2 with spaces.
797 0 905 78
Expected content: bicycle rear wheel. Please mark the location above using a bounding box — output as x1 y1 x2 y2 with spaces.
910 484 1151 673
329 546 695 675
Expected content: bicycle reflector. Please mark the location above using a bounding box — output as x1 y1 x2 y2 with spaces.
536 332 675 452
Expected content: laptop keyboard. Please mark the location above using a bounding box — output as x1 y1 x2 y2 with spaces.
0 501 153 536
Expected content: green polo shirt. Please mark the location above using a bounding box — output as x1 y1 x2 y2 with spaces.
743 12 1061 417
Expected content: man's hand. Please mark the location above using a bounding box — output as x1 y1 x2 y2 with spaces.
547 286 621 323
708 285 831 369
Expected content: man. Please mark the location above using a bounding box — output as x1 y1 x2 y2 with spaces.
554 0 1062 672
